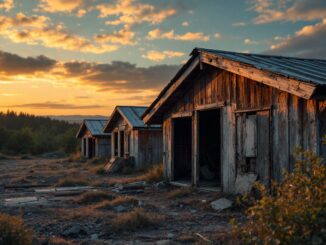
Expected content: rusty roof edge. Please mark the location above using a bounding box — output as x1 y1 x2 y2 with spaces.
141 50 198 122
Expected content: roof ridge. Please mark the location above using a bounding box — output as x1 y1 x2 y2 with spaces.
194 47 326 62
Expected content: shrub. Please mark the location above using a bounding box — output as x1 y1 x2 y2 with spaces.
0 213 33 245
110 208 164 232
231 149 326 245
142 163 163 183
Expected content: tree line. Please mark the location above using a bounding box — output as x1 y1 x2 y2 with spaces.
0 111 79 155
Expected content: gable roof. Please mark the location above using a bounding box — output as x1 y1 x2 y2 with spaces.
142 48 326 124
76 119 110 138
104 106 161 132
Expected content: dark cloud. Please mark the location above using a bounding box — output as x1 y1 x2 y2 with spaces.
0 50 57 75
8 102 104 110
265 19 326 58
64 61 180 90
0 49 180 92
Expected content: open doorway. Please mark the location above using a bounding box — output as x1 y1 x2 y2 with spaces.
119 131 125 157
114 132 118 156
198 109 221 187
88 138 95 159
173 117 192 183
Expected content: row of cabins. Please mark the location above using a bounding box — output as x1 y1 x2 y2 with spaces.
77 48 326 193
76 106 162 169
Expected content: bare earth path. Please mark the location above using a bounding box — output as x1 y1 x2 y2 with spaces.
0 158 241 245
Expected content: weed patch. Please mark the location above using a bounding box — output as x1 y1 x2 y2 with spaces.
56 177 89 187
110 208 164 232
0 213 33 245
166 187 193 199
75 191 114 204
95 196 138 210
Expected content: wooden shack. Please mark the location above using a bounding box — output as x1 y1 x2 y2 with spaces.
76 119 111 159
104 106 162 169
142 48 326 193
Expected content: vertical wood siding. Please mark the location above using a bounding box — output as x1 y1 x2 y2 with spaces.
161 66 324 192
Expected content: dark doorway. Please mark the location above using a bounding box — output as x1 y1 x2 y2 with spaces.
114 132 118 156
120 131 125 157
173 117 192 182
88 138 95 159
83 138 87 157
198 109 221 187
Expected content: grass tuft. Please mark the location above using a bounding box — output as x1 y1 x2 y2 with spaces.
166 187 193 199
95 196 138 210
56 177 89 187
75 191 114 204
110 208 164 232
0 213 33 245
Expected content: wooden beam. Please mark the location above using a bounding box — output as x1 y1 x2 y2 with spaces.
200 52 316 100
195 101 225 111
171 111 192 118
143 57 200 124
234 106 272 114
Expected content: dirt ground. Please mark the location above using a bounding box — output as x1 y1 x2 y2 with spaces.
0 158 242 245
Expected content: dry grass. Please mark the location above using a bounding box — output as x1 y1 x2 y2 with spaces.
48 237 75 245
107 163 163 186
56 177 89 187
68 152 86 163
95 196 138 210
75 191 114 204
110 208 165 232
88 165 106 175
166 187 193 199
0 213 33 245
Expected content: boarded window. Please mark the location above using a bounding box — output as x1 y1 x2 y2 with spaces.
244 114 257 157
237 113 257 173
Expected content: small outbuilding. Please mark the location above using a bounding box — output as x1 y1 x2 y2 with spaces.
76 119 111 159
142 48 326 193
104 106 162 170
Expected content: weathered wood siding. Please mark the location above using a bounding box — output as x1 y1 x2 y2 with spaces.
162 66 324 192
109 115 163 170
96 137 111 158
137 129 163 169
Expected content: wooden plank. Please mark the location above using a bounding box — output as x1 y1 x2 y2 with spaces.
234 106 271 114
244 114 257 157
222 105 236 193
193 111 199 186
195 101 225 111
303 100 318 153
256 110 271 185
288 95 303 171
318 101 326 159
272 91 289 181
171 111 192 118
201 52 316 100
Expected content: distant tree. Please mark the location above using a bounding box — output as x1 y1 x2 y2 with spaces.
0 111 79 155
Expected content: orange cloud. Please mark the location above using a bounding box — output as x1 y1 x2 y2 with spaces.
95 27 136 45
147 28 210 42
0 0 14 12
6 25 119 54
38 0 84 13
267 19 326 58
0 12 49 31
142 50 184 62
251 0 326 24
97 0 176 26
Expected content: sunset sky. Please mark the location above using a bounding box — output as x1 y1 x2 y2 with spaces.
0 0 325 116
